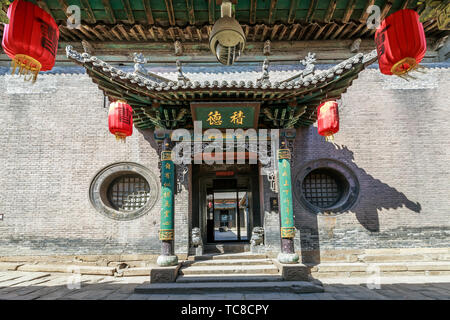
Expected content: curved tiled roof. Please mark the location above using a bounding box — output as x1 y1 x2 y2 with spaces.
66 45 378 129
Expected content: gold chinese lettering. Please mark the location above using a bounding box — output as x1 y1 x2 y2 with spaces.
230 111 245 125
207 111 222 126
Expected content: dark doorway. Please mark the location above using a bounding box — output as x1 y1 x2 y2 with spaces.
192 164 260 245
206 181 251 242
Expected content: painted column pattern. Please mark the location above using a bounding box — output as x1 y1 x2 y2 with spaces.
277 143 296 254
160 148 175 241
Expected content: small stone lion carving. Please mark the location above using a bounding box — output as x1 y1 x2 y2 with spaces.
191 227 202 247
250 227 264 246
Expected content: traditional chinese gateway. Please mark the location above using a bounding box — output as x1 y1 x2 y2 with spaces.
0 0 449 286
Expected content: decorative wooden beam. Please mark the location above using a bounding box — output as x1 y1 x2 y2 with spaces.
186 0 195 25
306 0 318 22
134 25 148 41
165 0 176 26
121 0 135 24
342 0 356 23
94 25 114 41
82 25 105 41
359 0 375 23
116 25 131 41
101 0 116 24
57 0 69 17
142 0 154 25
401 0 413 10
268 0 277 25
324 0 337 23
287 0 298 24
250 0 257 25
380 1 393 21
80 0 96 24
208 0 215 24
77 25 96 41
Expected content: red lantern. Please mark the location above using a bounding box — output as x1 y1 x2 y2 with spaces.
108 101 133 141
2 0 59 82
375 9 426 78
317 101 339 141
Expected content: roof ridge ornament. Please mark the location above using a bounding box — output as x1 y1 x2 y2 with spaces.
257 58 270 83
132 52 171 84
176 60 190 83
300 52 317 76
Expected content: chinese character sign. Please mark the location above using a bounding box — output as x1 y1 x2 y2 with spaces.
191 103 260 129
278 149 295 239
160 151 174 240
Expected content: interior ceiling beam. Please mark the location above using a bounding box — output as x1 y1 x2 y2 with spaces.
287 0 298 24
268 0 278 25
186 0 195 25
142 0 154 25
208 0 215 24
165 0 176 26
342 0 356 24
3 38 436 67
306 0 318 22
80 0 96 24
250 0 257 25
121 0 135 24
324 0 337 23
101 0 116 24
359 0 376 23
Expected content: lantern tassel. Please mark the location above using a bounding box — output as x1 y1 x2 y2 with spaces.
325 135 334 142
115 133 127 143
11 54 42 83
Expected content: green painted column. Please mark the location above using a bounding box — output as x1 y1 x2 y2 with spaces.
277 139 299 264
157 138 178 267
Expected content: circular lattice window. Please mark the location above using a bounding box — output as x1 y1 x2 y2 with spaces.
294 160 359 215
90 163 159 220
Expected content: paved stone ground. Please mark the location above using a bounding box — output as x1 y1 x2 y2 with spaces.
0 271 449 300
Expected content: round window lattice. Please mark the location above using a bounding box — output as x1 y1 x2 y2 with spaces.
89 162 159 221
302 171 342 208
294 159 359 215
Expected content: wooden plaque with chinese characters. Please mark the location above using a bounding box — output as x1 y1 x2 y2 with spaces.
190 102 260 129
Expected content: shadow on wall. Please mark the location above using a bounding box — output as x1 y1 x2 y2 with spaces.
296 131 422 265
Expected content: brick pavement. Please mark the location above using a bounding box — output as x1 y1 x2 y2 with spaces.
0 271 449 300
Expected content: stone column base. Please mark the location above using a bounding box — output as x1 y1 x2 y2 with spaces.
150 263 181 283
273 260 310 281
157 254 178 267
277 252 299 264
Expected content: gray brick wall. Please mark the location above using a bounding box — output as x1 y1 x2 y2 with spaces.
0 74 188 256
0 67 449 257
287 68 450 253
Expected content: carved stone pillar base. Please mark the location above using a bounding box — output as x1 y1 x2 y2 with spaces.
150 263 181 283
277 252 299 264
157 254 179 267
273 260 310 281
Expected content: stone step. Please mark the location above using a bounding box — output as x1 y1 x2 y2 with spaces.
186 258 273 267
180 264 279 275
204 243 250 254
176 274 283 283
192 253 267 261
308 262 450 278
135 280 324 294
